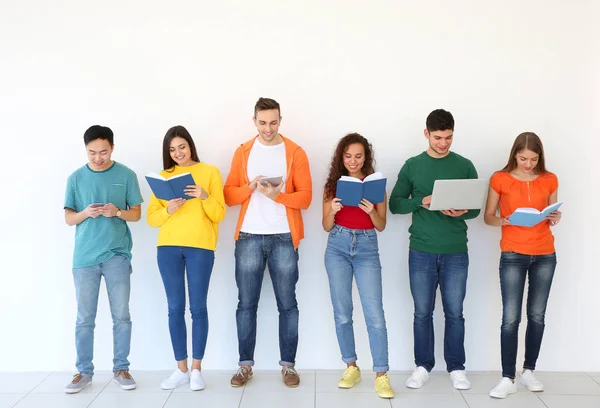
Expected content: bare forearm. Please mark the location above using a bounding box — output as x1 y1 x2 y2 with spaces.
119 208 141 222
65 210 88 226
370 211 386 232
484 213 503 226
322 212 335 232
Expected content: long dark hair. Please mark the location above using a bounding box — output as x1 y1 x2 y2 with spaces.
502 132 547 174
324 133 375 201
162 125 200 171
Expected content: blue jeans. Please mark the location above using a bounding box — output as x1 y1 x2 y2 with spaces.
157 246 215 361
72 255 132 376
408 249 469 372
235 232 299 367
324 226 389 372
499 251 556 379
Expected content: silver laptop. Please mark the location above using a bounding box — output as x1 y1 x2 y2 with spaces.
425 179 488 211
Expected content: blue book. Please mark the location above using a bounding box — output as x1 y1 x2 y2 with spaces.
145 172 196 201
336 172 387 206
508 201 562 227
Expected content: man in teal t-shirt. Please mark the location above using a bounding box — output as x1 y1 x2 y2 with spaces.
63 125 143 393
389 109 480 391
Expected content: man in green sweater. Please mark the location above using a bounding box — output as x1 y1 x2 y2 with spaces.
389 109 480 391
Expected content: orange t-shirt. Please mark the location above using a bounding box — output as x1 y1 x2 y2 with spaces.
489 171 558 255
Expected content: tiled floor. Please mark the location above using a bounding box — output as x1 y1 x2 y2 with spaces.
0 370 599 408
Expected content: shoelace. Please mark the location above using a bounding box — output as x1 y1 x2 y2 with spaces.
342 367 357 379
115 370 132 379
377 375 391 388
71 373 83 383
235 367 250 377
283 367 297 376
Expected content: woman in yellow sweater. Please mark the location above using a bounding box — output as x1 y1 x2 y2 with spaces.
147 125 225 391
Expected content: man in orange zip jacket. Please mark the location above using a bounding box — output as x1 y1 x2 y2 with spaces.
224 97 312 389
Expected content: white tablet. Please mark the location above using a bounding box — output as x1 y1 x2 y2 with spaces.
426 179 488 211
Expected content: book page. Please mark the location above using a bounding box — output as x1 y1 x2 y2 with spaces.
169 172 192 180
145 172 166 180
339 176 362 183
364 172 384 182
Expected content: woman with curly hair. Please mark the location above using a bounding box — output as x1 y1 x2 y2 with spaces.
322 133 394 399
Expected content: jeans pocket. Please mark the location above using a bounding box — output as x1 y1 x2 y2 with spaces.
238 231 250 240
277 233 292 241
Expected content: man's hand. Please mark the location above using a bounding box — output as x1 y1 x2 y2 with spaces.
84 204 103 219
441 209 468 217
249 175 265 190
257 179 284 200
101 203 119 218
422 195 432 206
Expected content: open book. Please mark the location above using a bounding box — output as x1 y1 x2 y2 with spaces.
508 202 563 227
336 172 387 206
145 172 196 201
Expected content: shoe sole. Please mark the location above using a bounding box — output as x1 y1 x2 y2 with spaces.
190 385 205 391
405 379 429 389
490 388 517 398
112 378 136 390
519 379 543 392
338 378 361 389
230 373 253 387
65 381 91 394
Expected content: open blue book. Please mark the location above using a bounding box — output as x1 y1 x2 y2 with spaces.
508 201 562 227
336 172 387 206
145 172 196 201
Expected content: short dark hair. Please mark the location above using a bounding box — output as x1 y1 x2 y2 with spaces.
162 125 200 171
254 97 280 117
83 125 114 146
426 109 454 132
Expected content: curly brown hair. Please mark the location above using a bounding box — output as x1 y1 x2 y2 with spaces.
324 133 375 201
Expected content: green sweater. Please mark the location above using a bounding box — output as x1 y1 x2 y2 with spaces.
389 151 480 254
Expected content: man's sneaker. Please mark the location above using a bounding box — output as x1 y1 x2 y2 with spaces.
65 373 92 394
160 369 190 390
282 366 300 388
374 374 395 399
405 366 429 389
190 369 205 391
450 370 471 390
490 377 517 398
113 370 136 390
230 366 253 387
338 366 361 388
520 370 544 392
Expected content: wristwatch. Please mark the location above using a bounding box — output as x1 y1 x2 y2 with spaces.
116 208 122 218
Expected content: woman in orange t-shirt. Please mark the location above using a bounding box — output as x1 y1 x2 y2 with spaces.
484 132 561 399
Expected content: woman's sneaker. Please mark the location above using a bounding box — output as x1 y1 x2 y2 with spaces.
338 366 361 388
520 370 544 392
489 377 517 398
65 373 92 394
190 369 205 391
161 369 190 390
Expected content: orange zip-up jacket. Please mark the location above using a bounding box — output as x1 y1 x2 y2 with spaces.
223 135 312 248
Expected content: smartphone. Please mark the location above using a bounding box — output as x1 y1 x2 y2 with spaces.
91 203 104 208
260 176 283 186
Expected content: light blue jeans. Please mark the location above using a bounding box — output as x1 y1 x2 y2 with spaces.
324 225 389 372
72 255 132 376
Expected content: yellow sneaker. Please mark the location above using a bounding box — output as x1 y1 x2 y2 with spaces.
338 366 361 388
375 374 395 399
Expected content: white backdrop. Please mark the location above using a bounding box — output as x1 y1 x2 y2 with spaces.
1 0 598 373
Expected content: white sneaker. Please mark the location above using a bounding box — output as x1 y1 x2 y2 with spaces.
520 370 544 392
490 377 517 398
450 370 471 390
161 369 190 390
405 366 429 389
190 369 205 391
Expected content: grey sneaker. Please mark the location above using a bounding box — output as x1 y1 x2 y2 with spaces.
65 373 92 394
113 370 137 390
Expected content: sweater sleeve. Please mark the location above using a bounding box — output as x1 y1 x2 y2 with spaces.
201 167 226 223
389 162 423 214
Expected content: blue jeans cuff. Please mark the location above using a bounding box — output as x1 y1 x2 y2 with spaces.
279 360 295 367
239 360 254 367
373 365 389 373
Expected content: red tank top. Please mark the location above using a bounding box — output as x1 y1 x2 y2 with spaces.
334 204 375 230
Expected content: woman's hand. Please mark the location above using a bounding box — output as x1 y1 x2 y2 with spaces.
358 199 374 215
547 210 561 226
184 185 208 200
330 198 343 215
167 198 186 214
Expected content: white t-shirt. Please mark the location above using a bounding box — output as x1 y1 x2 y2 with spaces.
240 140 290 234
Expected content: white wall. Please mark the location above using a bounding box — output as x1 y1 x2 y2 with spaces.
1 0 598 373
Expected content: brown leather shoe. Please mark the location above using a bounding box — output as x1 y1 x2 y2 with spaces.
282 366 300 388
230 366 253 387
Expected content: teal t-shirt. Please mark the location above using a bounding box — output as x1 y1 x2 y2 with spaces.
64 162 144 268
389 151 481 254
